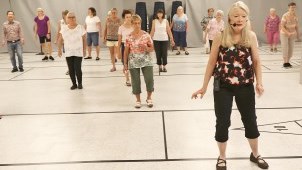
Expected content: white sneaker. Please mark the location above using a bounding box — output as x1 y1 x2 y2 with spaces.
135 102 141 108
146 99 153 108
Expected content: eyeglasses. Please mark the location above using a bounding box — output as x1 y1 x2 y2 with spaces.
68 16 75 19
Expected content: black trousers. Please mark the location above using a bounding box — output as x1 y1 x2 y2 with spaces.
153 40 169 66
66 56 83 85
213 82 260 142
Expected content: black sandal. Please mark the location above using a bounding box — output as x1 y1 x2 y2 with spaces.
216 157 226 170
185 51 189 55
250 153 269 169
176 51 180 55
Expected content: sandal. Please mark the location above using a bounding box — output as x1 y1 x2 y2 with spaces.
96 57 100 60
250 153 269 169
185 51 189 55
110 67 116 72
176 51 180 55
125 81 131 86
216 157 226 170
135 102 141 109
146 99 153 108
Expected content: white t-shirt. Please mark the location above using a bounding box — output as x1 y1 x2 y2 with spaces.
153 19 169 41
118 25 134 43
60 24 86 57
85 16 101 33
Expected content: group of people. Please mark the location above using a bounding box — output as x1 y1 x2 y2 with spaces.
1 1 301 169
201 2 300 69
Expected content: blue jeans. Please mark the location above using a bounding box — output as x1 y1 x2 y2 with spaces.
7 41 23 69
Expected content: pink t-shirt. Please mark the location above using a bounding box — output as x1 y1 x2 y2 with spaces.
207 18 224 40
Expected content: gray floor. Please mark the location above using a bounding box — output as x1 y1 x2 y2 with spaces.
0 43 301 170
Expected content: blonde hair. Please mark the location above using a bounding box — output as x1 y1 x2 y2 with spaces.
216 10 224 16
131 14 142 23
36 8 44 12
221 1 252 48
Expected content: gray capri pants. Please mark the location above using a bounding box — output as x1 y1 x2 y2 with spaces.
129 66 154 94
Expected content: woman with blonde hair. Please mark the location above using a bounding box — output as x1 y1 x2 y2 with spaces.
280 2 300 68
192 1 269 169
34 8 53 61
124 15 154 108
104 8 122 72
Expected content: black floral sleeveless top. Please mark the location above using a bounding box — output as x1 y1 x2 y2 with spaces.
213 45 254 85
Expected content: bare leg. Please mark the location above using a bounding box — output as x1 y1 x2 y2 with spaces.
109 47 116 70
217 142 227 166
88 46 92 57
96 46 100 58
147 91 152 100
48 42 52 56
135 94 141 102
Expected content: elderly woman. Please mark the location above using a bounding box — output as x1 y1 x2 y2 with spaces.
201 8 215 54
171 6 189 55
192 1 268 169
84 7 101 60
34 8 53 61
123 15 154 108
280 2 300 68
264 8 280 52
104 8 122 72
204 10 224 51
58 12 87 90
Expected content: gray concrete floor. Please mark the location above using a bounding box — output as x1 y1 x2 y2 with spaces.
0 44 301 170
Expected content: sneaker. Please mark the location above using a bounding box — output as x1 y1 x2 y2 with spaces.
70 84 77 90
11 68 18 73
19 68 24 72
162 67 167 72
49 56 55 61
96 57 100 61
78 84 83 89
84 56 92 59
42 56 48 61
146 99 153 108
250 153 269 169
135 102 141 109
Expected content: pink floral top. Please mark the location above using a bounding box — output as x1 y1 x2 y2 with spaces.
207 18 224 40
265 15 280 32
125 31 153 69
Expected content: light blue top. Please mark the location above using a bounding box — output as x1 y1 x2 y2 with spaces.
172 14 188 32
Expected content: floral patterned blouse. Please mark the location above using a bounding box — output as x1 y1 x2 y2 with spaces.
106 17 121 41
213 45 254 85
125 31 153 69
